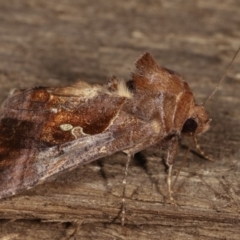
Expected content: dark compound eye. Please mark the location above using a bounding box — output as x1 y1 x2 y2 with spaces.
182 118 198 134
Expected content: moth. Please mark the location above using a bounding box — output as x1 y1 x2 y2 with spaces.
0 50 238 224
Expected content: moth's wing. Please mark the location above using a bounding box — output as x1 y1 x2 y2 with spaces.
36 132 114 180
0 85 127 198
0 132 114 198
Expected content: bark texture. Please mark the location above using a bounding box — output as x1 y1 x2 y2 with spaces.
0 1 240 239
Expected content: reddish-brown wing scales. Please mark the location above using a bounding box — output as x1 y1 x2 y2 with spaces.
0 53 210 198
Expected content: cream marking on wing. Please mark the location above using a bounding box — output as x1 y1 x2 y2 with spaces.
59 124 89 139
71 126 89 139
60 123 73 131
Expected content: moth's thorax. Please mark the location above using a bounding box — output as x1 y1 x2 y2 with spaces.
130 53 211 138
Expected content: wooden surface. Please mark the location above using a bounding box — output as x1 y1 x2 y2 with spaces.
0 0 240 239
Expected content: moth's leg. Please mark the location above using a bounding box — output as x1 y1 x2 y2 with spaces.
121 153 132 226
193 135 213 161
165 136 178 203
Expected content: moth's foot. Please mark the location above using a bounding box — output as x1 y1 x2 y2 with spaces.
193 136 214 162
169 192 177 206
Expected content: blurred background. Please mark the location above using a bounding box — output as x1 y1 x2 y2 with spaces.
0 1 239 98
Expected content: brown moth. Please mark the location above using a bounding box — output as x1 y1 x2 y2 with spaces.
0 50 238 224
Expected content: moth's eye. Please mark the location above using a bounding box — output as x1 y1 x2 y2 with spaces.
182 118 198 134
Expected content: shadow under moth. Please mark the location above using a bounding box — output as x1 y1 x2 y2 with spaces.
0 49 239 224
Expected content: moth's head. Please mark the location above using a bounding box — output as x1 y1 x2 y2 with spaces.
182 47 240 137
181 104 211 136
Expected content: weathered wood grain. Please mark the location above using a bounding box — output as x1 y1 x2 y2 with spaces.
0 0 239 239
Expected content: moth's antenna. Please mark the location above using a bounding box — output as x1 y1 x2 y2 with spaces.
203 46 240 105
